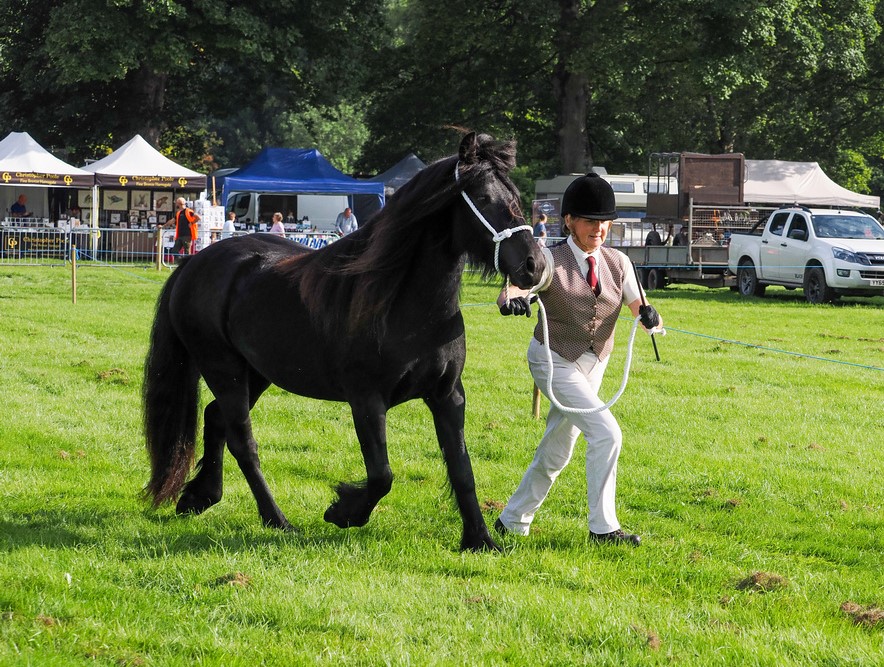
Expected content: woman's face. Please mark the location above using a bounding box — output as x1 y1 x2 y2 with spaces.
565 215 612 253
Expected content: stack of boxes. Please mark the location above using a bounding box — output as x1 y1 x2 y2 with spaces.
193 198 225 251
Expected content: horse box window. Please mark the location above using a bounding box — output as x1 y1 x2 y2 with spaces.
609 181 636 193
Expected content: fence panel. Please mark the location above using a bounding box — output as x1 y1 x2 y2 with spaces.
74 227 164 268
0 226 70 266
0 226 347 269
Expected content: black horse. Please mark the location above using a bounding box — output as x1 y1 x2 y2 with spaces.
143 132 545 551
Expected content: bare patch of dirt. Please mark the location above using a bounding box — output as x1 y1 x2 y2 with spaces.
736 571 788 592
97 368 130 385
841 601 884 628
211 572 251 588
631 625 661 650
480 499 505 512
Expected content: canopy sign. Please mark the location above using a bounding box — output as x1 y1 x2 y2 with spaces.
93 173 206 189
1 169 94 188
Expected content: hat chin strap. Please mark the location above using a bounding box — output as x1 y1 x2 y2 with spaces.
455 163 533 273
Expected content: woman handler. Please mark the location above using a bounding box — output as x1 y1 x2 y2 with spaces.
495 173 662 545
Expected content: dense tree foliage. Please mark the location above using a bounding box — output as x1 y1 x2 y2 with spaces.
0 0 384 168
3 0 884 197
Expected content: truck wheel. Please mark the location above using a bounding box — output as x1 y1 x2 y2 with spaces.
803 267 838 304
645 268 665 290
737 260 766 297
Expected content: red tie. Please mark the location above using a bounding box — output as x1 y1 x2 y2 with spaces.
587 255 600 295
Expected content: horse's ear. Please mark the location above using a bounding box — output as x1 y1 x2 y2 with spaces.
458 132 478 165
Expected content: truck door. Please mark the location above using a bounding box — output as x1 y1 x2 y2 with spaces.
772 214 811 283
760 211 790 279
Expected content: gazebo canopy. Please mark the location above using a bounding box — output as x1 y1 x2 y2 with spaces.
82 134 206 190
0 131 94 188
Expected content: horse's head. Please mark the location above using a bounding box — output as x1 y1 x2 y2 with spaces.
454 132 545 289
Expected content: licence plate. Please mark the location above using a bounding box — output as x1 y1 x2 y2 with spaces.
870 279 884 287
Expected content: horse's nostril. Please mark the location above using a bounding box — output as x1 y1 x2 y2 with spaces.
526 256 535 273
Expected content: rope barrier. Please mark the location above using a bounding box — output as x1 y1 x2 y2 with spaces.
73 249 169 283
460 301 883 373
665 325 884 372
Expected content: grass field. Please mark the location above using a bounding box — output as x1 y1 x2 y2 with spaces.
1 264 882 666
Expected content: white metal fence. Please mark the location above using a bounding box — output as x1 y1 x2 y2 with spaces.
0 225 344 268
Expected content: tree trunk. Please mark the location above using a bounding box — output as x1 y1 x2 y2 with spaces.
127 66 168 145
553 0 590 174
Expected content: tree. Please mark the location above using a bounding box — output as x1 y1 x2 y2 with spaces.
0 0 386 169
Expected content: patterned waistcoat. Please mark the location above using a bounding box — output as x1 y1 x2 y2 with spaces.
533 243 625 362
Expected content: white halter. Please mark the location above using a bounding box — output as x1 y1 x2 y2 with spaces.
454 163 533 272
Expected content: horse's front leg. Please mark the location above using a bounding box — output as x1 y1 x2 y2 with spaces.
425 380 501 552
324 398 393 528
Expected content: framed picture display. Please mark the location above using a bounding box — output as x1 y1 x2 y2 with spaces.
131 190 151 210
110 213 121 224
154 192 173 212
78 190 94 208
103 190 128 211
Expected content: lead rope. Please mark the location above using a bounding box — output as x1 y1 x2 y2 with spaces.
535 298 643 415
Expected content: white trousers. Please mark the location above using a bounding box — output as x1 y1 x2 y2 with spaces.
499 338 623 535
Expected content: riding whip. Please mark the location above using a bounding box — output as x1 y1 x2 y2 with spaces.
633 262 661 361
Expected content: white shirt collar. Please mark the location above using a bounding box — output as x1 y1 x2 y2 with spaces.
566 235 600 266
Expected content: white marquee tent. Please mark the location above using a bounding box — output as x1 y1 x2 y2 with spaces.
0 131 94 220
744 159 879 209
82 134 206 190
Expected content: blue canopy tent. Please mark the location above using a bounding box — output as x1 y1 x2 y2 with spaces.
221 147 385 216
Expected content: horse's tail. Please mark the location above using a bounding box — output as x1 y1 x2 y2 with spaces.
142 267 200 507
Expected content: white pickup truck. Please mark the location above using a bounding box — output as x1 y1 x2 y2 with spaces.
727 206 884 303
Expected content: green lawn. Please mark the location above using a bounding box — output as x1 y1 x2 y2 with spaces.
1 264 882 666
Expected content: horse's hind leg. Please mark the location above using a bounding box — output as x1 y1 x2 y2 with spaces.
176 399 226 515
177 370 272 516
324 398 393 528
425 380 500 552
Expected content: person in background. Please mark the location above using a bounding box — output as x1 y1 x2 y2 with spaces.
166 197 200 256
10 194 32 218
269 211 286 237
221 211 237 240
335 206 358 236
494 172 662 547
534 213 548 243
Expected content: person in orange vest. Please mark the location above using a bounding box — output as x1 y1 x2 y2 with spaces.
166 197 200 257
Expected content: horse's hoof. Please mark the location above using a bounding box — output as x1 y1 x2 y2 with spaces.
461 531 502 553
262 515 293 531
176 492 220 516
323 505 368 528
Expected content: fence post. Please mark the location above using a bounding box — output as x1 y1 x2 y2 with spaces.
532 384 541 419
71 244 77 304
155 227 163 271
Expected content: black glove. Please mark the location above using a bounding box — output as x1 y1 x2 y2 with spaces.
639 304 660 329
499 296 534 317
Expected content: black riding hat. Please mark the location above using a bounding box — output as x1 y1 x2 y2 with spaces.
560 172 617 221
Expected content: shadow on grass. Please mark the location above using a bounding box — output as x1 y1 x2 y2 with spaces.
0 504 358 556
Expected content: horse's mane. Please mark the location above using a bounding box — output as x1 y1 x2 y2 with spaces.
278 134 519 340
